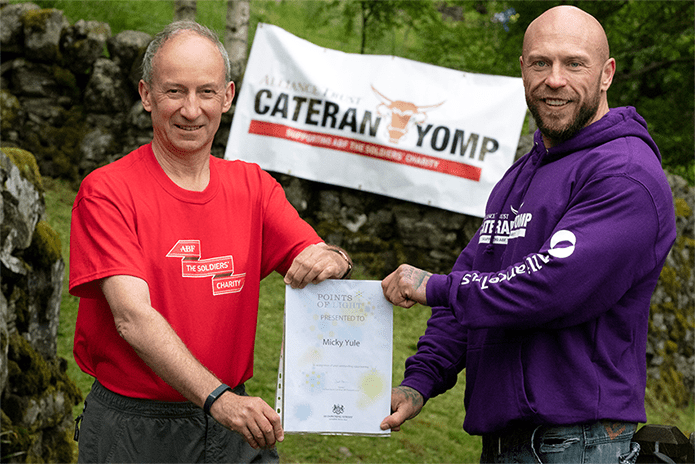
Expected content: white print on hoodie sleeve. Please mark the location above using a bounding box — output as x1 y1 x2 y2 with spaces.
439 175 668 331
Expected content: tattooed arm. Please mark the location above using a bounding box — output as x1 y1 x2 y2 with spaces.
379 386 424 432
381 264 432 308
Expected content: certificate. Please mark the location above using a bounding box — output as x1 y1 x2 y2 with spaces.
277 280 393 436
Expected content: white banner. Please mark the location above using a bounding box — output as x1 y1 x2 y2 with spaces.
225 23 527 218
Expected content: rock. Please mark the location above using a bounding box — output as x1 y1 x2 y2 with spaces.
60 19 111 76
79 127 115 172
0 2 40 55
83 57 134 114
10 58 62 97
1 148 44 253
107 29 152 90
1 149 81 462
22 8 69 63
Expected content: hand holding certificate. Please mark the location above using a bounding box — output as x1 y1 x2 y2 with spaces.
277 280 393 436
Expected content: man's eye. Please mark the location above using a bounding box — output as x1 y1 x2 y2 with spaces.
534 61 547 68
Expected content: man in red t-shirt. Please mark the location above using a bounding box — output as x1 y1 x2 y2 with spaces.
70 21 352 463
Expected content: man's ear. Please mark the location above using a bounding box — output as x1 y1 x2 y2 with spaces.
223 81 235 113
601 58 616 92
138 80 152 112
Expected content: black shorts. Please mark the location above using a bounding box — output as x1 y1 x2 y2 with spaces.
77 380 280 463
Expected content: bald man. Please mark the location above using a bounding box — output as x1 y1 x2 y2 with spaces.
380 6 675 463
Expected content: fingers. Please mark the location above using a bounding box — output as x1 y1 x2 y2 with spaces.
212 394 284 449
381 264 431 307
246 411 283 449
380 386 424 432
284 244 348 289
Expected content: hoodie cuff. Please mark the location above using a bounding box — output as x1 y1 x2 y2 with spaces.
400 377 432 404
425 273 450 308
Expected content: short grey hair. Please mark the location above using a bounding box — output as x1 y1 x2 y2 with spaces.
141 20 231 84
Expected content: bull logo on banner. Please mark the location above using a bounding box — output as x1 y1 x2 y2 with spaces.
371 85 444 144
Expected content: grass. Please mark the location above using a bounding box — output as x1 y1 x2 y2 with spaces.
23 0 417 59
42 176 694 463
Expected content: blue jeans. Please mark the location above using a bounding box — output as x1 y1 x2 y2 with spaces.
481 421 640 463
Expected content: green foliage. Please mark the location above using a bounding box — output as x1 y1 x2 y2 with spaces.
599 0 694 184
30 0 173 36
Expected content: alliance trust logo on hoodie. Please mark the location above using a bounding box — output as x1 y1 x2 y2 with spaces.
462 229 577 290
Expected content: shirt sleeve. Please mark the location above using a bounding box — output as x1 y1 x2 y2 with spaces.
69 178 147 299
258 171 322 278
426 174 672 331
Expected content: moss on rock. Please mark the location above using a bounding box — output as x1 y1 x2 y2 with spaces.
2 147 44 194
0 89 22 132
647 192 695 407
1 410 34 463
2 334 82 462
24 220 62 270
21 9 59 31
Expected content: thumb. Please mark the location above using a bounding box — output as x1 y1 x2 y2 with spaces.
380 411 405 432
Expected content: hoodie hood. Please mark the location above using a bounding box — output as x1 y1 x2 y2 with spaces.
537 106 662 164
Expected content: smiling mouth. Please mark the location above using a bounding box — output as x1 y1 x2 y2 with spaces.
543 98 571 107
175 124 203 131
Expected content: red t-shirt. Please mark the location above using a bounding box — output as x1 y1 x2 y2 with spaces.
70 144 321 401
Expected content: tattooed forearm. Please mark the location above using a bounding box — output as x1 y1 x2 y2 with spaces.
394 386 424 419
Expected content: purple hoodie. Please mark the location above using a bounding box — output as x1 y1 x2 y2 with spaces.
402 107 676 435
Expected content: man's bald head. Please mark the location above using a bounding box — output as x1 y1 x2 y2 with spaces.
519 5 615 147
522 6 610 64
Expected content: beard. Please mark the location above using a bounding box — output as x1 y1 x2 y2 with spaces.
526 79 602 145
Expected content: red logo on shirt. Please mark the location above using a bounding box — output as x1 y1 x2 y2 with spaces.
166 240 246 296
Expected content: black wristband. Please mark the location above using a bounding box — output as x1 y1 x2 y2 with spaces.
203 384 232 416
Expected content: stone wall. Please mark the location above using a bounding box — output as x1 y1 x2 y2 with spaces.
0 5 692 461
1 147 81 462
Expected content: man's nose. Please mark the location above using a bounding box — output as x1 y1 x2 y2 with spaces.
180 93 202 120
544 66 567 89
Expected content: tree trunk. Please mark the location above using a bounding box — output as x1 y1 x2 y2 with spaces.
174 0 197 22
225 0 250 89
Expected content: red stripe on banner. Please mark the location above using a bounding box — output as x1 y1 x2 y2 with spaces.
248 120 481 182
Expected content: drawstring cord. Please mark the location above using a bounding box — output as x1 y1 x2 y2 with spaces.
73 400 86 442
